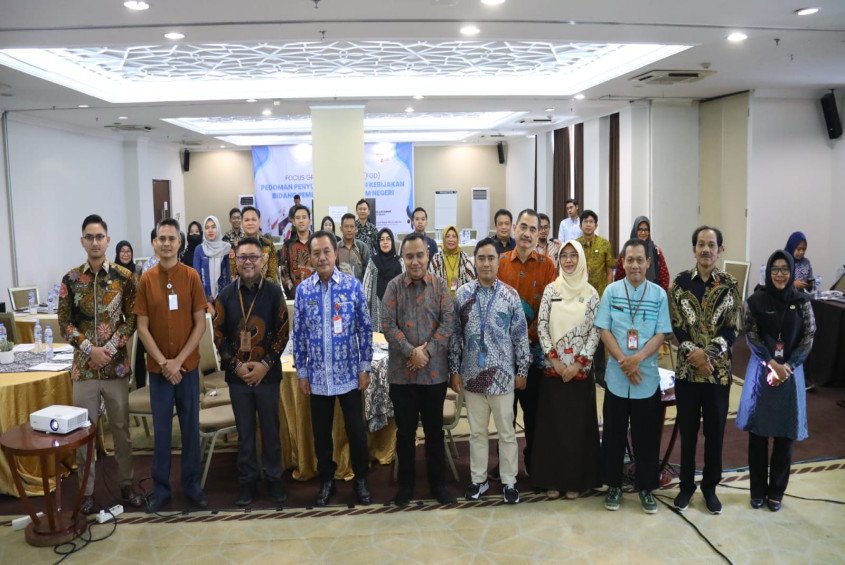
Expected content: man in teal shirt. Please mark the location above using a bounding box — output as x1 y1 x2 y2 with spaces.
595 238 672 515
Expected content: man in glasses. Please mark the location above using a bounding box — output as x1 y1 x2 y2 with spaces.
136 218 209 512
58 214 144 515
213 237 290 507
536 213 562 266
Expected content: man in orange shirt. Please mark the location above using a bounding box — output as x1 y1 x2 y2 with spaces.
497 209 558 475
136 218 208 513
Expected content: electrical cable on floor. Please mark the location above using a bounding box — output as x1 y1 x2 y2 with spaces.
137 476 189 518
718 483 845 505
51 507 117 565
652 494 734 565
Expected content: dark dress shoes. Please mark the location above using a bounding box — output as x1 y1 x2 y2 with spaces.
393 485 413 507
186 491 209 510
121 485 145 509
268 481 287 505
235 484 256 507
767 498 782 512
315 479 336 507
80 495 97 515
750 498 765 509
354 478 372 506
433 485 457 505
146 495 171 514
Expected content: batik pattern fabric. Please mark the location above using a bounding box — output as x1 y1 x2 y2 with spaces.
537 285 601 377
279 237 313 298
355 220 378 250
57 261 137 381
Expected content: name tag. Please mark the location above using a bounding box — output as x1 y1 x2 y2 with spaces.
333 315 343 335
239 330 252 353
168 294 179 311
450 279 458 292
627 329 639 350
774 341 785 360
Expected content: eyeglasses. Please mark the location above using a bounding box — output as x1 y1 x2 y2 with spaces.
82 234 107 243
771 267 791 275
236 254 262 263
559 253 579 261
539 225 550 231
636 227 650 233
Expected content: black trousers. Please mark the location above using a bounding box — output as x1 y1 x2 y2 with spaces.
592 341 607 389
601 388 662 491
230 380 283 485
748 432 794 501
513 363 542 474
675 379 730 494
310 389 370 482
390 382 447 489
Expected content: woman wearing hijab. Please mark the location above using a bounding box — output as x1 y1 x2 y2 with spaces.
182 220 203 267
430 225 475 297
114 240 136 275
737 250 815 512
532 240 601 500
784 231 814 292
363 228 404 331
193 215 232 314
614 216 670 291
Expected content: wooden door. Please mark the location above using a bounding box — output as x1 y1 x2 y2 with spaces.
153 180 171 225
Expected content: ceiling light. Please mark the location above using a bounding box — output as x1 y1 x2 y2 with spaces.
123 1 150 10
164 32 185 40
77 104 89 108
460 25 480 36
261 109 272 116
727 32 748 42
573 93 585 100
544 107 555 112
481 0 506 5
219 145 225 148
117 116 128 120
794 7 820 16
245 98 257 103
413 94 424 100
404 106 414 113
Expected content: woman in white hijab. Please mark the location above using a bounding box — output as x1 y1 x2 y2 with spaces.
532 240 601 500
193 215 232 314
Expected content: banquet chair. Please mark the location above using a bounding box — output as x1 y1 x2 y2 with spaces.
199 402 238 488
8 286 39 311
0 312 18 342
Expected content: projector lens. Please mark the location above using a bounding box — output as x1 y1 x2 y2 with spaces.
50 419 59 431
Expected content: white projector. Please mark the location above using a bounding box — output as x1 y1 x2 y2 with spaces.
30 405 89 434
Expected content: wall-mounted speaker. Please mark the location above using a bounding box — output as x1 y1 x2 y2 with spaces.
497 141 505 164
181 148 191 172
821 92 842 140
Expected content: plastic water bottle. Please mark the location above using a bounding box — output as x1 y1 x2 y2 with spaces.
814 275 822 299
759 264 766 286
44 326 54 362
52 284 61 313
28 290 36 314
33 320 43 353
0 322 6 344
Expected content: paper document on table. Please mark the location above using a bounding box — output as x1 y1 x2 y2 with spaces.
52 353 74 361
53 344 73 353
27 362 72 372
12 344 33 352
372 350 388 362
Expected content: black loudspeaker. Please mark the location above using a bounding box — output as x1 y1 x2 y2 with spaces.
821 92 842 140
497 141 505 164
181 149 191 172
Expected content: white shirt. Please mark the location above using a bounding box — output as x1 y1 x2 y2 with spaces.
557 217 582 243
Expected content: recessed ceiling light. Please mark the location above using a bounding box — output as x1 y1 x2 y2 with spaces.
413 94 424 100
545 107 555 112
481 0 506 5
574 93 585 100
404 106 415 113
261 109 272 116
123 1 150 10
77 104 89 108
245 98 257 103
727 32 748 42
117 116 128 120
460 24 480 36
219 145 225 148
164 32 185 40
794 7 820 16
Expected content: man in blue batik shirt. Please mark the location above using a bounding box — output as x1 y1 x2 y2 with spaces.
448 237 531 505
595 238 673 516
294 230 374 508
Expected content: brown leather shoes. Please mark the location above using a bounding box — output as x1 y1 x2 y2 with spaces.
121 485 145 508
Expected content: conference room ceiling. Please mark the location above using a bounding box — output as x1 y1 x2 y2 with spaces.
0 0 843 149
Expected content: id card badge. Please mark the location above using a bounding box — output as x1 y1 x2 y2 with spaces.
333 315 343 335
774 341 785 360
168 293 178 311
239 330 252 353
626 329 639 350
450 278 458 292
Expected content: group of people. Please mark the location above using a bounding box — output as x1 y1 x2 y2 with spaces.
55 198 815 516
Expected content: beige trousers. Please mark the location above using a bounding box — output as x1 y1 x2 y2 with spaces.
464 390 518 486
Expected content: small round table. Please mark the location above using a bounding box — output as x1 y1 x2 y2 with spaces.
0 422 96 547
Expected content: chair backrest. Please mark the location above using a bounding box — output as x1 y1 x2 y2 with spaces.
8 286 39 311
127 331 138 388
197 313 220 375
833 272 845 293
0 311 17 342
723 260 751 303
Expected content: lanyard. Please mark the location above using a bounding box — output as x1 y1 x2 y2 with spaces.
475 281 499 341
237 277 264 326
623 280 647 324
